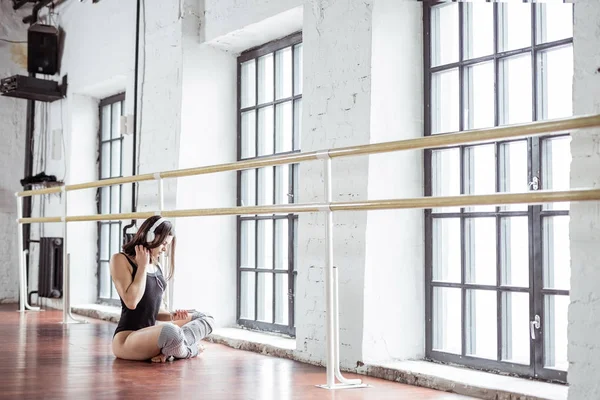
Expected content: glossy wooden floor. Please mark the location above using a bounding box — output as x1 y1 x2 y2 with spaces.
0 305 471 399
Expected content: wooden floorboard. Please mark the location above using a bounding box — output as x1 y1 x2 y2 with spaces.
0 305 471 399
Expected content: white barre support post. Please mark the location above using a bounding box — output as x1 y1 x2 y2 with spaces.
61 254 87 324
61 189 87 325
155 174 171 311
156 174 164 213
16 194 25 313
16 194 40 313
317 153 368 390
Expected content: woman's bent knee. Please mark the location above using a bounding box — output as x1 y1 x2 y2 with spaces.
158 324 197 359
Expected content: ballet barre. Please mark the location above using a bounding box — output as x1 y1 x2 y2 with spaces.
15 113 600 390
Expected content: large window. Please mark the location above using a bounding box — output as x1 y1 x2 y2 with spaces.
424 2 573 382
237 33 303 336
97 93 126 303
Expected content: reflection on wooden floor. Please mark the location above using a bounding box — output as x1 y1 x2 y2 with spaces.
0 305 470 399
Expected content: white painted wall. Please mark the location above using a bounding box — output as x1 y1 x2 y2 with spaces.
173 0 304 325
362 0 424 364
26 91 101 308
135 0 183 213
207 6 303 54
173 40 238 326
568 1 600 399
204 0 303 46
26 0 134 309
3 0 306 316
21 0 183 308
295 0 374 369
37 0 182 214
67 95 101 305
0 2 28 303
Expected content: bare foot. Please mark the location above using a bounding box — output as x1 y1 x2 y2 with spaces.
152 345 204 362
150 354 172 363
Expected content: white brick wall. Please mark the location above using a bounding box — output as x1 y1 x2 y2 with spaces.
21 0 183 308
204 0 303 44
23 0 138 309
295 0 374 368
362 0 424 363
0 2 28 303
173 39 238 326
568 1 600 399
133 1 183 213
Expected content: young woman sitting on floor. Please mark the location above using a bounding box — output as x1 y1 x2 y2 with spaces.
110 215 214 363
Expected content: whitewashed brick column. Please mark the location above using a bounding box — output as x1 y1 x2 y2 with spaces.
295 0 374 368
568 1 600 399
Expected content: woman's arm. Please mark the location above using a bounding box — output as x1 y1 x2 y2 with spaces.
156 308 190 322
156 308 173 321
156 293 172 321
110 246 150 310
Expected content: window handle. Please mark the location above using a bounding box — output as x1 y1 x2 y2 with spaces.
530 314 541 339
529 176 539 191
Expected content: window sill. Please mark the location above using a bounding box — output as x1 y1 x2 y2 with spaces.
73 303 121 323
72 305 566 400
207 327 296 358
364 360 567 400
72 304 297 352
207 330 568 400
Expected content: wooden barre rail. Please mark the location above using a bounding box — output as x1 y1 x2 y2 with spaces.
16 112 600 385
16 113 600 198
18 188 600 224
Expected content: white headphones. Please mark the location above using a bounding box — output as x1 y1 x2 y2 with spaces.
146 217 166 243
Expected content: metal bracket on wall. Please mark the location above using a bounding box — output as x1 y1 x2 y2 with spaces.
12 0 36 11
23 0 55 24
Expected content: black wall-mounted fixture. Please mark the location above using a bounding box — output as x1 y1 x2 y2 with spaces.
0 74 67 102
28 24 59 75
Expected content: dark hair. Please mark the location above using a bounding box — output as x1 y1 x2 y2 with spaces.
121 216 176 281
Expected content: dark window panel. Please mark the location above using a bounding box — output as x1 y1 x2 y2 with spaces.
236 33 301 337
424 2 571 383
97 94 125 304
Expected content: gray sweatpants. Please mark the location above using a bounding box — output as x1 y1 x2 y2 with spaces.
157 313 215 359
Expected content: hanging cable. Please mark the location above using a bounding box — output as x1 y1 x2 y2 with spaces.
135 0 147 210
124 0 143 238
60 99 66 181
0 38 26 44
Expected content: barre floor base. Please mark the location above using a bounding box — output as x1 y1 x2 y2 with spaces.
0 304 471 399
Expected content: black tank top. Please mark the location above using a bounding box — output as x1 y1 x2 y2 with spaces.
114 253 167 336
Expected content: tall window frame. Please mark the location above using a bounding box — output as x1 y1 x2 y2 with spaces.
424 1 573 383
236 32 303 336
97 93 126 304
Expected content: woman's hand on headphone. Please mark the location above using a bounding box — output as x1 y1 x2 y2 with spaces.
134 245 151 268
